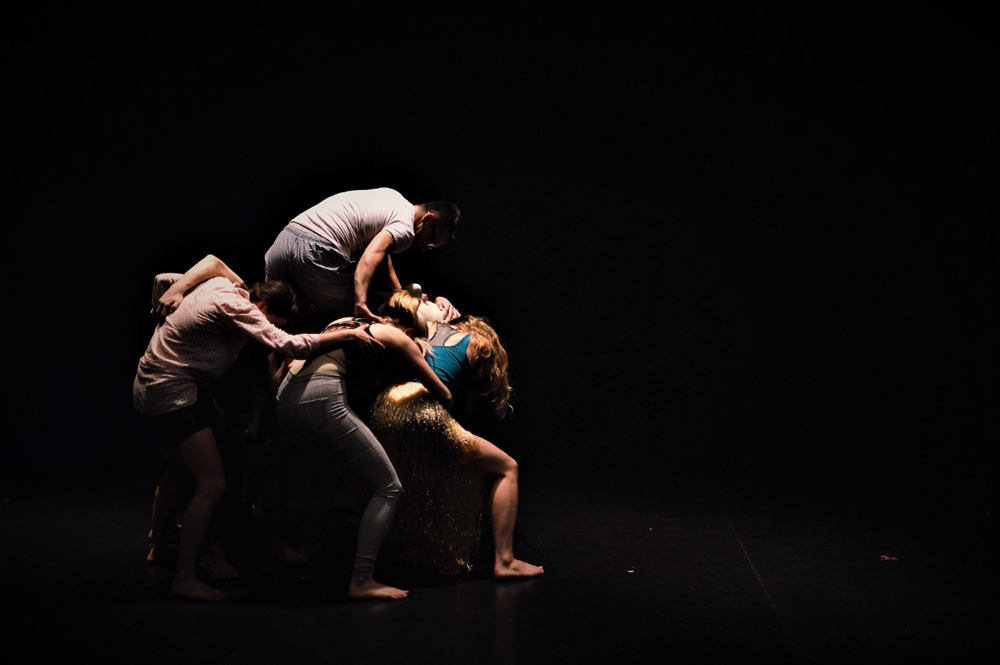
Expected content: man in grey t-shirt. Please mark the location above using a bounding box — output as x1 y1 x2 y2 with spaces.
265 188 460 323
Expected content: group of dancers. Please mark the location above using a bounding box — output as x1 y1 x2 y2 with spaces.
133 188 543 601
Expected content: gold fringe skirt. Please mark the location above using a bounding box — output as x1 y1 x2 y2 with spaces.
368 382 483 574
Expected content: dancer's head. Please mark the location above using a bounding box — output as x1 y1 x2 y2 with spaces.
451 316 512 420
401 283 446 324
413 202 460 251
246 281 298 328
379 289 429 341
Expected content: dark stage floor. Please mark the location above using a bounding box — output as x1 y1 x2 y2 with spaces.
2 462 994 664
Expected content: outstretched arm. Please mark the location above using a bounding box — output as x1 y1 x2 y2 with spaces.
370 324 453 411
354 230 396 322
154 255 244 319
227 304 383 360
314 326 383 355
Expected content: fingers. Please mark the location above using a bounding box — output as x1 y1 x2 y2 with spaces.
357 326 385 350
434 297 460 322
151 302 168 322
154 296 180 319
366 333 386 350
354 304 385 324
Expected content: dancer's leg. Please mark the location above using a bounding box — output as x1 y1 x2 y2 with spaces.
148 451 188 564
278 373 407 600
262 436 308 564
171 427 228 601
333 416 407 600
473 435 544 579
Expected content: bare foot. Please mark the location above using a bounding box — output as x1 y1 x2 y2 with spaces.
494 558 544 579
271 544 309 565
171 576 228 602
198 539 240 579
347 576 408 601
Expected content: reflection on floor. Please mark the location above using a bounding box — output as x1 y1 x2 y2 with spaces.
1 460 995 663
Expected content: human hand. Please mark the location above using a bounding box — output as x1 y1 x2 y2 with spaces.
434 296 460 322
354 302 385 324
153 288 185 320
352 325 385 355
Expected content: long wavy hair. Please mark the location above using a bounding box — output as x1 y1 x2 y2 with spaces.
378 292 512 418
451 315 512 420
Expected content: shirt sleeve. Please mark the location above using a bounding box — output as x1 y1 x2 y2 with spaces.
215 288 322 358
384 194 415 254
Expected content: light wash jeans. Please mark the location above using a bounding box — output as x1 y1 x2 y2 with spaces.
276 370 401 577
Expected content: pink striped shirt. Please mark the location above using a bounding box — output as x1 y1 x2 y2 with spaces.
133 275 321 416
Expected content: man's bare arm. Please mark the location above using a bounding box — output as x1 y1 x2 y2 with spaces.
354 230 396 321
384 254 402 290
371 253 403 300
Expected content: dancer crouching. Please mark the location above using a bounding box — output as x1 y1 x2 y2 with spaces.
134 255 379 601
275 293 452 600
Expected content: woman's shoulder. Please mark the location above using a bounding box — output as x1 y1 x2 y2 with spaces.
368 322 406 342
323 316 366 330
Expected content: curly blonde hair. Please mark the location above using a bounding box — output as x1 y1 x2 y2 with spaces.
378 294 512 418
451 315 512 420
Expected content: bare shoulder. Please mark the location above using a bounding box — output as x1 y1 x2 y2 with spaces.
369 323 408 346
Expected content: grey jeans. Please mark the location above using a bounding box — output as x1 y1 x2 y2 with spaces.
276 370 401 578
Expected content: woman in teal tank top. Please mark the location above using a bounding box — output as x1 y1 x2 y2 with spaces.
368 291 544 579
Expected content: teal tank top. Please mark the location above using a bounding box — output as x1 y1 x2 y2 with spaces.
422 324 471 393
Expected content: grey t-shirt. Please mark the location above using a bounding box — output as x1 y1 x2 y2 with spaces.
291 187 415 258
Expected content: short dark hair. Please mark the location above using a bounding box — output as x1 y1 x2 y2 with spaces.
245 281 298 320
422 201 460 241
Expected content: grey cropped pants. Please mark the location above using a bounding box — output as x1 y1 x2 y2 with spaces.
264 223 356 322
276 370 401 578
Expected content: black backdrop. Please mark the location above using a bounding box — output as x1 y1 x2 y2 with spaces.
4 4 995 525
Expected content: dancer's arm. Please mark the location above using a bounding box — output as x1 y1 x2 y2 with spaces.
154 255 244 319
354 231 397 322
315 326 383 355
369 324 453 411
375 255 402 292
224 299 382 359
